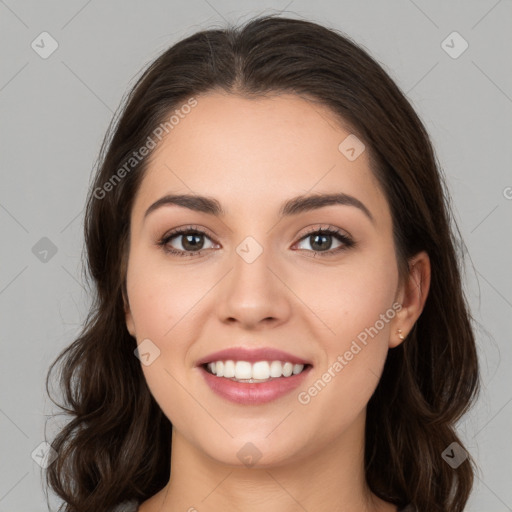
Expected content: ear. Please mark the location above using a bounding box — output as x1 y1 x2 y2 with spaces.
389 251 431 348
123 287 136 338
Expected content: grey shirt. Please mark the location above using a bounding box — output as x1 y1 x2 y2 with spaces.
110 500 139 512
112 500 416 511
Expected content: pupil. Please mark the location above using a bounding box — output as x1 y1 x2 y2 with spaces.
311 234 331 251
183 233 203 251
180 233 333 252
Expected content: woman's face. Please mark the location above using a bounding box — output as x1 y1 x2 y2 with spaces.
124 91 417 467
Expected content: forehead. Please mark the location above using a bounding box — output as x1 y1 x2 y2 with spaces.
132 91 390 225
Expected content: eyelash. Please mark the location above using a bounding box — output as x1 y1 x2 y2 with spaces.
157 225 356 258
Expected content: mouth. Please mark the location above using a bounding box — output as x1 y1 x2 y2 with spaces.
195 347 313 404
201 360 313 383
197 353 313 405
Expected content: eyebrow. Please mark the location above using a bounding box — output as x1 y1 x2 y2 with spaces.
144 192 375 224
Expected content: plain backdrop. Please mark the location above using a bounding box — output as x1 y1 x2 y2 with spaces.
1 1 511 510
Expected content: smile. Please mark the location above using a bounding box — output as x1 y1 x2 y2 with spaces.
199 361 312 404
204 360 307 381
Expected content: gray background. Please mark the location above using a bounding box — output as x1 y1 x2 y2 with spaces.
1 0 511 510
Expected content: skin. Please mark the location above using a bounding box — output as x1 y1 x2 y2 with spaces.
124 91 431 512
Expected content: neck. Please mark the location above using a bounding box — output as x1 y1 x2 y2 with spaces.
146 409 393 512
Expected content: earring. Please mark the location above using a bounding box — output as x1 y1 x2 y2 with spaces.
397 329 405 340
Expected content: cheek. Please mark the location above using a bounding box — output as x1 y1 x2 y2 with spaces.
298 249 398 347
293 247 398 406
126 253 203 424
126 247 205 338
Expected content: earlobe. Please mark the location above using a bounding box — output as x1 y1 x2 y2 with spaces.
389 251 431 348
123 293 136 338
125 310 136 338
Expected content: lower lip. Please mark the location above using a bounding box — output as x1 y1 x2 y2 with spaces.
198 365 312 405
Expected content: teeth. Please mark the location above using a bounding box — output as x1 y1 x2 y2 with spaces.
269 361 282 378
283 362 293 377
206 360 305 380
253 361 270 380
235 361 252 379
224 360 235 378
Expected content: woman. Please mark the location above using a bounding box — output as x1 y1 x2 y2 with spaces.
45 14 480 512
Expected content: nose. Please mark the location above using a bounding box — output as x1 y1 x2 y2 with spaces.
216 240 292 330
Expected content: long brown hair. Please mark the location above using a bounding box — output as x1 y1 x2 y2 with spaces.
45 14 480 512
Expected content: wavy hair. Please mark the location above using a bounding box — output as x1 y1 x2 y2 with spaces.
45 14 480 512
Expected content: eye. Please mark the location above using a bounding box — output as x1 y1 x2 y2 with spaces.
293 226 355 257
157 224 355 258
157 226 217 257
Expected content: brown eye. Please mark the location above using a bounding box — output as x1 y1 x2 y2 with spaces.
158 227 216 257
294 227 355 257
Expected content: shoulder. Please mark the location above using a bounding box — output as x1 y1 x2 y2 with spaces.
111 499 413 512
110 500 140 512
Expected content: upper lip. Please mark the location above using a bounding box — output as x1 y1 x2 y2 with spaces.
195 347 312 367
